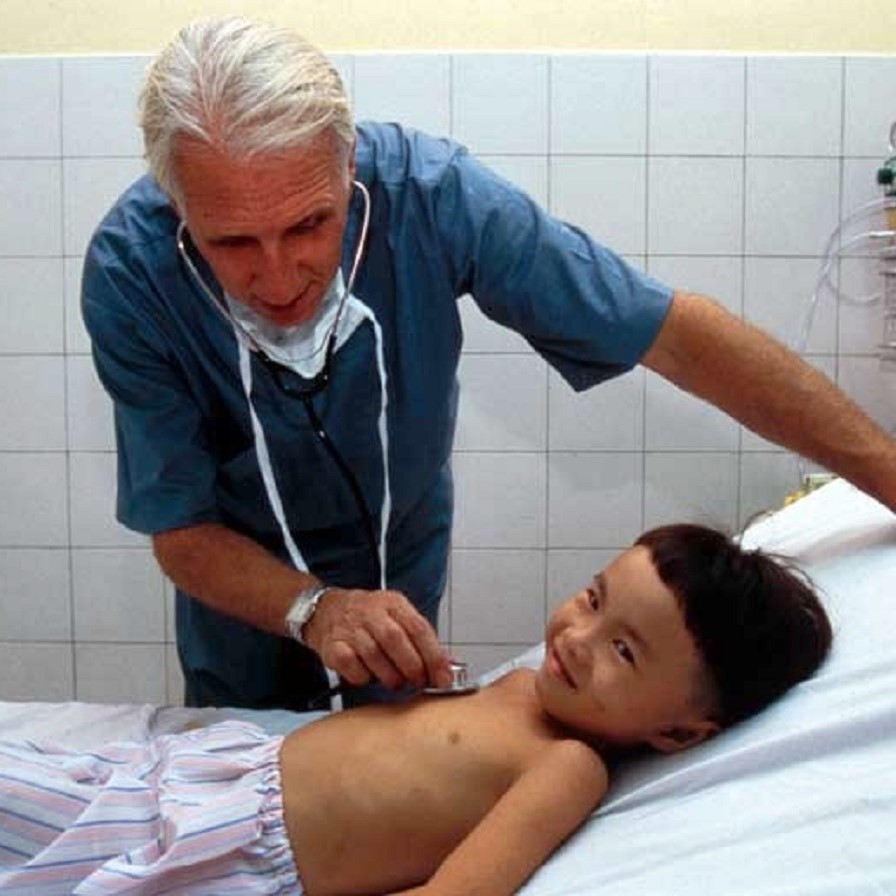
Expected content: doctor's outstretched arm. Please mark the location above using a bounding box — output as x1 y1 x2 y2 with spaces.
152 522 453 692
642 291 896 512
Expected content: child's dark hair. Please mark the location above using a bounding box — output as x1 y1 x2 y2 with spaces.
635 524 832 727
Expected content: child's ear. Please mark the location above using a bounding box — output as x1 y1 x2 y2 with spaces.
647 719 720 754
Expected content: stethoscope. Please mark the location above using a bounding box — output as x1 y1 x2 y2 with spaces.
176 180 477 704
176 180 383 585
424 661 479 696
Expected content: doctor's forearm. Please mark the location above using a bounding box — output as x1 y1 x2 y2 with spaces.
643 292 896 511
152 522 320 636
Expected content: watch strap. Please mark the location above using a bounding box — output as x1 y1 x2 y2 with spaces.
285 583 333 646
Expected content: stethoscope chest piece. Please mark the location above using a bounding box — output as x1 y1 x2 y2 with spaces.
423 661 479 696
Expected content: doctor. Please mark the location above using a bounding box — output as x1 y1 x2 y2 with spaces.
83 17 896 711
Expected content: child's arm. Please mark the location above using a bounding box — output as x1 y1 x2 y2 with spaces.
391 737 608 896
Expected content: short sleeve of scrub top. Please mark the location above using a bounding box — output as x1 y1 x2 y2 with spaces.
388 129 673 391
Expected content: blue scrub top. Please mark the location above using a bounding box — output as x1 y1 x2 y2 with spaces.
82 122 672 709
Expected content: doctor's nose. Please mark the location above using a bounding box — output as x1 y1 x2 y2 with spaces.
252 242 302 305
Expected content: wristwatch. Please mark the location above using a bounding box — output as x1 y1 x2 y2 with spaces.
285 583 333 646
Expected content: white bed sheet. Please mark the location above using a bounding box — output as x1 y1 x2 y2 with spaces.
0 700 321 745
1 479 894 894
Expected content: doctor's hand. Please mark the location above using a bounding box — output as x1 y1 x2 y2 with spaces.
301 587 453 691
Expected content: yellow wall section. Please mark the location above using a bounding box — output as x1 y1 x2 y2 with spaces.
2 0 895 54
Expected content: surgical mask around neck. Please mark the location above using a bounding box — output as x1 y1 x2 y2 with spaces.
225 268 365 378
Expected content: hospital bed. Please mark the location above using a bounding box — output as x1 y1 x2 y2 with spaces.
1 478 894 893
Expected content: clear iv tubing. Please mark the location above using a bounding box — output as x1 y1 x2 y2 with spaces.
792 195 896 354
785 195 896 488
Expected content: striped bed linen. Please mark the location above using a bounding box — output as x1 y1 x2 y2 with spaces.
0 720 301 894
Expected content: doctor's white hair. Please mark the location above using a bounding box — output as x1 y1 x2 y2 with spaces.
139 17 354 202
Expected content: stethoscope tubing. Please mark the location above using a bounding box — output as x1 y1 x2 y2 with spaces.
176 179 384 605
174 180 459 709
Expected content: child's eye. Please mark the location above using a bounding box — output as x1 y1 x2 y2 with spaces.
586 588 600 610
613 639 635 665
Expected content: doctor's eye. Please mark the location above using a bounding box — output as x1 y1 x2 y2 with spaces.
289 211 331 237
210 235 253 250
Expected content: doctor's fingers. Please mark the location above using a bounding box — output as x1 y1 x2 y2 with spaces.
325 592 449 689
324 629 402 689
374 600 452 689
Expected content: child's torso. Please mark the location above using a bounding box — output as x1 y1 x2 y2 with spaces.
280 669 564 895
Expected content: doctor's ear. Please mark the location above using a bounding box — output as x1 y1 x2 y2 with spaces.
647 719 720 754
168 195 184 221
344 136 356 182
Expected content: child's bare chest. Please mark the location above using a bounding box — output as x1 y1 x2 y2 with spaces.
282 671 559 893
326 674 554 790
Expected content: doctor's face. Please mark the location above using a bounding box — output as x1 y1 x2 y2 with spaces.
172 131 355 328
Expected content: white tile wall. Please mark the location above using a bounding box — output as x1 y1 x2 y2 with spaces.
745 157 842 256
551 156 647 254
0 258 65 353
746 56 842 158
66 354 115 451
743 257 838 354
452 54 549 155
0 454 68 545
74 643 167 703
547 453 643 548
548 368 644 452
453 453 547 548
456 354 548 451
61 57 148 157
644 452 740 531
551 55 647 156
0 548 71 640
839 257 883 353
71 548 165 641
353 54 452 134
451 549 545 643
1 50 893 703
648 156 744 254
0 160 62 256
69 453 146 547
0 58 60 157
0 356 66 450
63 158 146 256
648 56 745 156
843 58 896 156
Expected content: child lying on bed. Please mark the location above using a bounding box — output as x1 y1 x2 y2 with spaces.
0 524 831 896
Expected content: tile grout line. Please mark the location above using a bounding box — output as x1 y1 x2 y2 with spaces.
57 57 79 701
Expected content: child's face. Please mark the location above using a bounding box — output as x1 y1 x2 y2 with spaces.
535 545 717 753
